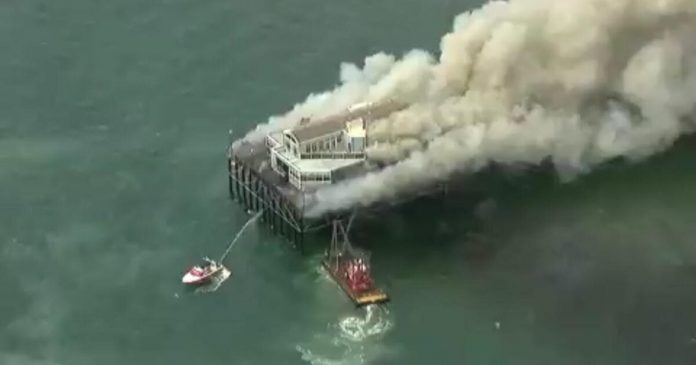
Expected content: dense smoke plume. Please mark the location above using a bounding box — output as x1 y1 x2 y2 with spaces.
238 0 696 217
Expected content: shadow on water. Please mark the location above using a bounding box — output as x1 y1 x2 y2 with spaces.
291 165 560 365
301 133 696 267
301 162 560 270
289 135 696 365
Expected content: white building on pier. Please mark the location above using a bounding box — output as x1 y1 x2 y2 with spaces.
266 101 405 191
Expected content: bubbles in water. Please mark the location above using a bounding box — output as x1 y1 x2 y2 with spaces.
296 304 394 365
314 261 335 284
193 268 231 294
338 305 393 342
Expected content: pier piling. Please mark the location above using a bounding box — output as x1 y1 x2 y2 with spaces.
228 155 306 251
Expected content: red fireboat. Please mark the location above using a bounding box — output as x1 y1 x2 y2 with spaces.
322 219 388 306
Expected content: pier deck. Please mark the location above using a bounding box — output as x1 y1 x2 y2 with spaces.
228 140 350 250
227 137 459 250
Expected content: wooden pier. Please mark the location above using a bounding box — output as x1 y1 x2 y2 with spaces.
227 140 343 251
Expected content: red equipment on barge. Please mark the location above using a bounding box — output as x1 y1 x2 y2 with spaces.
322 219 388 306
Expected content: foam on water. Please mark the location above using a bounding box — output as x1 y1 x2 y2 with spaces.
337 305 393 342
296 304 395 365
192 268 232 295
313 261 334 284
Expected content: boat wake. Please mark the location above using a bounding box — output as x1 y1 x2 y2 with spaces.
337 305 392 342
295 305 394 365
314 262 334 283
193 267 231 294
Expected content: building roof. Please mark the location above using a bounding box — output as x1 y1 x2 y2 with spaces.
273 147 363 173
289 100 407 142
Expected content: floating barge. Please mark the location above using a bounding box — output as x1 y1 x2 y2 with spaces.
321 219 389 306
322 258 389 306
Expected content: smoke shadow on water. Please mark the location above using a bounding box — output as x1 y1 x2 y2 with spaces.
291 167 553 365
313 130 696 273
294 136 696 364
307 163 559 269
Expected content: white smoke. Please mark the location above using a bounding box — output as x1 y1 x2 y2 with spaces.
238 0 696 216
234 53 399 147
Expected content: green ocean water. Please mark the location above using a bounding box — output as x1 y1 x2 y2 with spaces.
1 1 696 365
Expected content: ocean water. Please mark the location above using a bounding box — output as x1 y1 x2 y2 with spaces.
1 1 696 365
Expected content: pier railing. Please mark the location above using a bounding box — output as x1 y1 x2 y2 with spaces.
299 151 365 159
